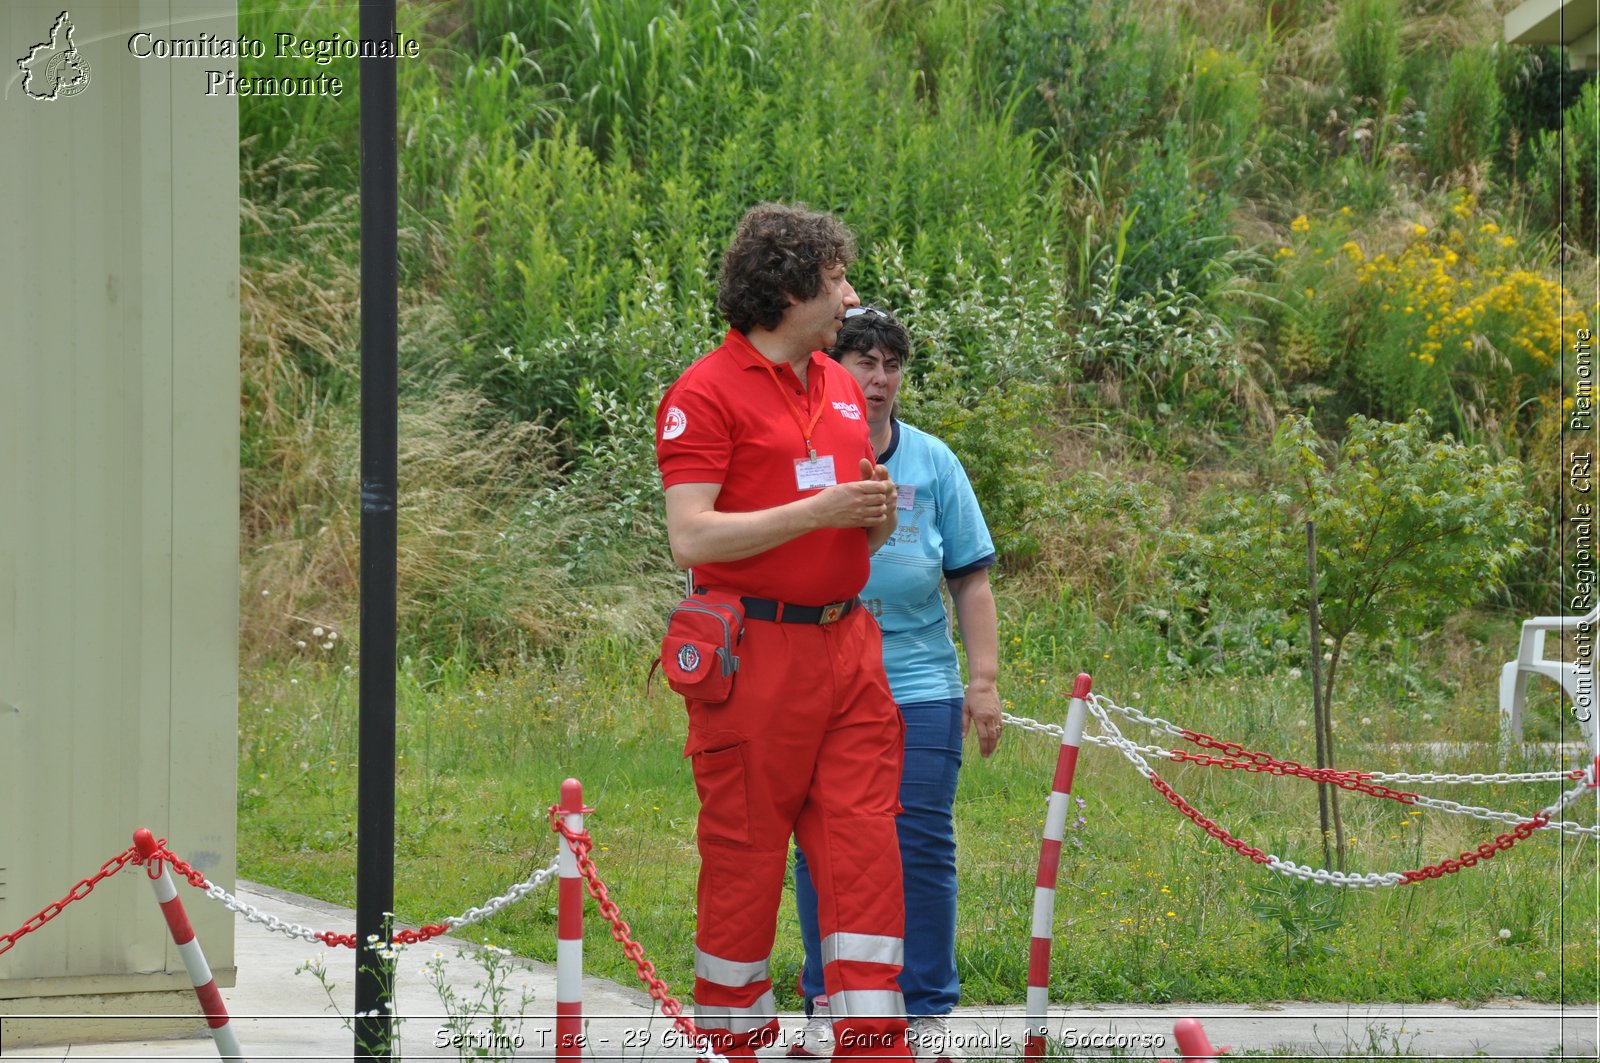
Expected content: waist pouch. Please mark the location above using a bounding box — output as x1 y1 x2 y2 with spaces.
658 594 744 704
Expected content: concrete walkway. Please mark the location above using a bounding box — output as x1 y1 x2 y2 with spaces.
7 880 1595 1060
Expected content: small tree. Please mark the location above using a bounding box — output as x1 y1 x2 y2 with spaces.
1185 411 1538 865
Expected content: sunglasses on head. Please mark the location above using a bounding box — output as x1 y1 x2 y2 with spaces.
844 306 888 321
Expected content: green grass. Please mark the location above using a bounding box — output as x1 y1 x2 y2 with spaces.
237 601 1597 1010
231 0 1597 1027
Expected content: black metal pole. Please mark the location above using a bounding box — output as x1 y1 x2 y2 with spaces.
355 0 398 1057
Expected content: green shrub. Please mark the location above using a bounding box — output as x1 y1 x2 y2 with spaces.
980 0 1182 162
904 368 1058 563
1526 77 1600 247
1335 0 1401 111
1071 274 1263 437
461 0 766 161
1494 45 1594 182
1185 45 1263 178
1269 194 1585 447
1424 46 1502 177
1116 125 1243 303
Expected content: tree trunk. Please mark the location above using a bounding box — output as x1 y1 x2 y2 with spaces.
1322 646 1348 871
1306 520 1333 870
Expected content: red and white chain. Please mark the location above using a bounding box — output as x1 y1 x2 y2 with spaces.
1365 768 1586 785
195 854 561 943
201 883 327 943
1084 698 1158 782
1085 698 1577 889
1091 693 1584 786
441 856 562 929
1010 707 1595 837
1408 789 1598 837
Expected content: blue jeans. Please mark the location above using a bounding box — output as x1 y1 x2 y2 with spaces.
795 697 963 1017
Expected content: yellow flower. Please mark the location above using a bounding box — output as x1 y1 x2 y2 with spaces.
1290 214 1311 233
1412 223 1427 237
1276 246 1296 259
1339 205 1352 216
1303 287 1315 298
1478 222 1500 235
1500 235 1516 248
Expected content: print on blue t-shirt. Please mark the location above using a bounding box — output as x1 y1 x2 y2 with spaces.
860 420 996 704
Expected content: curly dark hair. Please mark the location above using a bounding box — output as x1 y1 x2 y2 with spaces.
717 203 857 334
826 307 911 365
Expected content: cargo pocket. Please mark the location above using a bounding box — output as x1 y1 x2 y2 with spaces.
691 740 751 847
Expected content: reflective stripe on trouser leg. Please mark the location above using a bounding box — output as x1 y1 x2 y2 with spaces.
693 949 777 1038
694 990 780 1034
690 839 784 1052
821 933 903 969
823 934 907 1026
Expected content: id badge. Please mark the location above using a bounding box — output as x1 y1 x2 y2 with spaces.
794 455 837 491
895 484 916 510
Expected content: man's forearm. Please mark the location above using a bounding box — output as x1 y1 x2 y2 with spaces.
668 500 822 569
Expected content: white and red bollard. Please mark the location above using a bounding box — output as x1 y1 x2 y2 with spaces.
556 778 586 1063
1024 673 1092 1063
131 828 245 1060
1160 1016 1225 1061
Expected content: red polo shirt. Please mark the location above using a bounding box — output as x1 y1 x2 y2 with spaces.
656 329 876 604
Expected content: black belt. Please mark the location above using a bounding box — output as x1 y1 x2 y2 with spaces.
740 596 859 625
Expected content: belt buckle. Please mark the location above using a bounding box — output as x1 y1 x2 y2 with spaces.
819 601 846 625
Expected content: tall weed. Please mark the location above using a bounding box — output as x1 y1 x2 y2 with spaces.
1335 0 1401 113
1423 46 1502 178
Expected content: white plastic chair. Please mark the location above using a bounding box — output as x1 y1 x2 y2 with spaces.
1499 603 1600 753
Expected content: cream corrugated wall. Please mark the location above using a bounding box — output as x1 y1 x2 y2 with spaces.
0 0 238 1037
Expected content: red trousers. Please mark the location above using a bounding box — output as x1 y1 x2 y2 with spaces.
684 605 911 1060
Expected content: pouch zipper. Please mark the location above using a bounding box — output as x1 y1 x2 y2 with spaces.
670 603 743 676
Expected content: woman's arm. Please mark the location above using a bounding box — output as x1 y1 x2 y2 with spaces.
948 567 1001 757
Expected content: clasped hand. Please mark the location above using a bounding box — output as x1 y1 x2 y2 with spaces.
811 458 896 528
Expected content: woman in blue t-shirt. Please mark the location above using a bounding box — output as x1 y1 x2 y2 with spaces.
790 307 1002 1062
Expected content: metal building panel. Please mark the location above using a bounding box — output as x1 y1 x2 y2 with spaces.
0 0 238 1033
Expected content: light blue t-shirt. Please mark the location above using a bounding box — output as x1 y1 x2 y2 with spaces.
861 420 997 704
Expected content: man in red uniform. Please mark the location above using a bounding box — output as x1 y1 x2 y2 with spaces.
656 203 911 1061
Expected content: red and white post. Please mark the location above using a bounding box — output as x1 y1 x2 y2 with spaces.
556 778 586 1063
1159 1017 1224 1061
131 829 245 1060
1024 673 1092 1063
